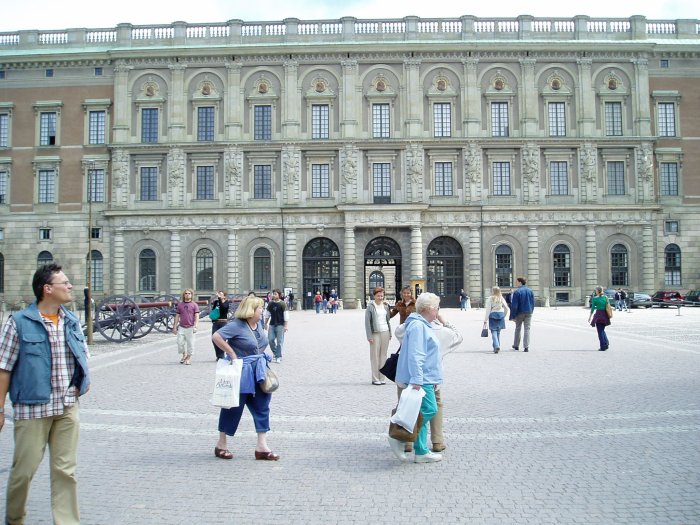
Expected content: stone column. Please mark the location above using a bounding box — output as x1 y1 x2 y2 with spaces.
227 228 239 293
519 58 538 136
340 59 358 138
527 226 540 294
113 228 125 294
403 58 422 137
577 59 596 136
469 226 481 303
585 224 598 293
462 58 480 136
282 60 300 139
168 63 187 141
170 230 182 293
343 226 358 308
112 63 132 144
285 228 298 296
225 62 243 140
632 58 652 137
642 224 655 292
411 226 423 281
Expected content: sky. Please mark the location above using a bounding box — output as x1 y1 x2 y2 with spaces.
0 0 697 32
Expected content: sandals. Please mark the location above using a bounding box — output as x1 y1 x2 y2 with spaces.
184 355 192 365
255 450 280 461
180 355 186 364
214 447 233 460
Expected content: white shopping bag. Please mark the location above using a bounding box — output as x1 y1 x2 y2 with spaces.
210 358 242 409
390 387 425 432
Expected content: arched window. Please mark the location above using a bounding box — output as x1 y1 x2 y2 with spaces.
303 238 341 308
495 245 513 288
368 270 385 290
139 249 156 292
253 247 271 291
552 244 571 287
88 250 104 292
37 250 53 267
664 244 681 286
610 244 628 286
0 253 4 293
196 248 214 291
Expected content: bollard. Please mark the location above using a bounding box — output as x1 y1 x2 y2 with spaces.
677 303 682 316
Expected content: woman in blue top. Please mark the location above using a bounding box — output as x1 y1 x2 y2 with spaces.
588 285 611 351
211 296 279 461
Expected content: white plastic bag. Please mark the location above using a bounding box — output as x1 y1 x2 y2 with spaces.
211 358 242 409
390 387 425 432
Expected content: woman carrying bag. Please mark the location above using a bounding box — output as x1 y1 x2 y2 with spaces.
589 286 612 351
483 286 510 354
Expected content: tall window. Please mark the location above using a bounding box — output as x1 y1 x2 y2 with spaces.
139 167 158 201
0 113 9 147
312 104 329 139
196 166 215 200
88 250 103 292
664 244 681 286
491 102 509 137
495 245 513 288
372 103 390 138
372 163 391 204
88 168 105 202
433 103 451 137
492 162 511 196
660 162 679 196
657 102 676 137
196 248 214 290
553 244 571 287
0 170 7 204
139 249 156 291
40 112 57 145
434 162 453 196
253 165 272 199
311 164 330 198
610 244 628 286
253 247 271 290
254 105 272 140
548 102 566 136
605 102 623 136
38 169 55 203
549 161 568 195
197 106 215 141
607 162 625 196
88 110 106 144
37 250 53 267
141 108 159 143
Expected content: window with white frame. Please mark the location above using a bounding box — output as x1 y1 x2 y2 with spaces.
139 167 158 201
605 102 623 136
141 108 159 143
196 248 214 290
139 248 156 291
491 102 509 137
88 110 106 145
254 105 272 141
39 228 52 240
549 161 568 195
196 165 215 200
40 112 57 146
434 162 453 196
606 161 625 195
492 161 511 196
372 104 390 138
664 220 679 234
610 244 628 286
660 162 679 196
0 170 7 204
88 250 104 292
548 102 566 137
88 168 105 202
433 103 451 138
38 170 55 203
0 112 9 147
664 244 681 286
657 102 676 137
197 106 215 142
91 227 102 239
254 247 272 291
495 245 513 288
312 104 329 139
553 244 571 287
253 165 272 199
311 164 330 198
372 163 391 203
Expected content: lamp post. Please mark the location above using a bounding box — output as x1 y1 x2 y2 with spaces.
86 161 94 345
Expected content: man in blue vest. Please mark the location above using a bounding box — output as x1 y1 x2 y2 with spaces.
0 263 91 525
509 276 535 352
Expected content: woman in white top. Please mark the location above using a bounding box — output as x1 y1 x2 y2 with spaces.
364 286 392 385
483 286 510 354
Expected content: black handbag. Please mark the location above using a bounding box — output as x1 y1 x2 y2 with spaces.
480 328 489 338
379 346 401 382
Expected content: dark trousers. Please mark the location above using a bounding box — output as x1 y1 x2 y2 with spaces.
595 323 609 350
212 321 227 359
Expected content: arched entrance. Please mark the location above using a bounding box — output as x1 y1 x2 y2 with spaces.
427 236 463 307
302 238 340 310
364 237 402 307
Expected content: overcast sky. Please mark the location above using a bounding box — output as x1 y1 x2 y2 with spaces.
0 0 697 32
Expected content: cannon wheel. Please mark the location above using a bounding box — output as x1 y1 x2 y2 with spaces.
94 295 143 343
152 294 178 333
125 296 155 340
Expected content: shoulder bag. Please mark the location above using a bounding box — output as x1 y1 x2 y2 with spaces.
380 346 401 382
605 300 613 319
260 365 279 394
209 306 221 321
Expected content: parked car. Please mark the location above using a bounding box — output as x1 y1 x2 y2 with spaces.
651 290 685 307
628 292 653 309
684 290 700 306
603 288 617 300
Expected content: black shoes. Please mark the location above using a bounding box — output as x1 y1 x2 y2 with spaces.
523 348 529 352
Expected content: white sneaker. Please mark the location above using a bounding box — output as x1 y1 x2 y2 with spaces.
387 437 407 462
414 451 443 463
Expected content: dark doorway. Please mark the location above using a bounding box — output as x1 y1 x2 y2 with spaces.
427 236 464 307
302 238 340 310
364 236 401 307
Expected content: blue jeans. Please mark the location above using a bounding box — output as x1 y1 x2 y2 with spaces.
268 324 285 359
218 384 271 436
595 323 609 350
490 328 502 350
460 299 467 310
315 302 321 313
414 385 438 456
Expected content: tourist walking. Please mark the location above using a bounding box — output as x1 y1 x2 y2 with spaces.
509 277 535 352
265 289 288 363
589 286 612 351
484 286 510 353
173 288 199 364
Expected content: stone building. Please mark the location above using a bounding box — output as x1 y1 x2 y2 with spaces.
0 15 698 308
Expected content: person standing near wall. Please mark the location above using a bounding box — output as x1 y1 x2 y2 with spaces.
265 289 288 363
173 288 199 365
509 277 535 352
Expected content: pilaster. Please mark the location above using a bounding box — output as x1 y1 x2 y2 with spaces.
113 228 125 294
168 63 187 141
340 59 359 138
585 224 598 291
282 60 300 139
462 58 481 136
170 230 182 293
468 226 481 304
632 58 652 137
284 228 298 294
343 226 358 308
403 58 423 137
227 228 239 293
642 224 655 292
411 225 423 280
225 62 243 140
112 63 132 144
577 59 596 136
519 58 538 136
527 226 540 292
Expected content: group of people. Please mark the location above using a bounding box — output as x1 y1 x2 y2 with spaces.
313 289 340 314
614 288 630 312
483 277 535 354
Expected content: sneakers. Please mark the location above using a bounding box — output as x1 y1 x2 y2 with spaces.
388 437 407 462
273 357 281 363
414 451 443 463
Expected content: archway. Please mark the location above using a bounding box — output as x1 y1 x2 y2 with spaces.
427 236 463 307
364 237 402 307
302 238 340 310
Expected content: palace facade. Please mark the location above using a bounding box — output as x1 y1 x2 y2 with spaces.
1 15 699 308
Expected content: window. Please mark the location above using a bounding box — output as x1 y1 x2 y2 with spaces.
45 69 54 78
139 249 156 291
0 170 7 204
0 71 5 80
196 248 214 290
88 168 105 202
40 112 57 145
549 161 568 195
139 167 158 201
254 105 272 141
605 102 623 136
197 106 215 141
39 228 52 240
37 250 53 267
38 170 55 203
657 103 676 137
433 103 451 138
196 166 215 200
660 162 679 196
0 229 3 241
253 165 272 199
88 111 106 145
607 161 625 196
553 244 571 287
664 220 679 234
610 244 628 287
312 104 329 139
660 59 670 68
492 162 511 196
372 103 390 138
664 244 681 286
311 164 330 198
491 102 509 137
88 250 103 292
372 163 391 204
434 162 453 196
95 67 103 76
91 227 102 239
141 108 159 143
548 102 566 137
495 245 513 288
253 247 271 290
0 113 9 147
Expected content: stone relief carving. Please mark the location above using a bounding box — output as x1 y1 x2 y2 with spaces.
579 143 597 183
637 143 653 182
111 149 129 208
282 146 301 204
224 147 243 207
463 143 482 204
340 144 359 204
521 144 540 183
405 144 424 203
167 147 186 207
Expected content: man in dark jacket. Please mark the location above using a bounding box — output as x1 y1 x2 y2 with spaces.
509 276 535 352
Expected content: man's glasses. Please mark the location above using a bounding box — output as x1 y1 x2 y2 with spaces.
48 280 71 287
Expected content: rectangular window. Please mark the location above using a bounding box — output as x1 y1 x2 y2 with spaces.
433 103 451 138
253 165 272 199
660 59 670 68
434 162 453 196
39 228 52 240
45 69 54 78
549 161 568 195
311 164 330 198
548 102 566 137
196 166 215 200
88 110 106 145
492 162 511 196
0 113 9 147
197 106 215 141
607 161 625 195
664 220 679 234
91 227 102 239
372 163 391 203
38 170 55 203
664 250 681 287
658 103 676 137
660 162 679 196
553 252 571 287
491 102 509 137
611 250 629 287
372 104 390 139
312 104 329 139
139 167 158 201
0 171 7 204
254 105 272 141
605 102 623 136
88 169 105 202
40 112 57 145
94 67 103 76
141 108 159 143
0 71 5 79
